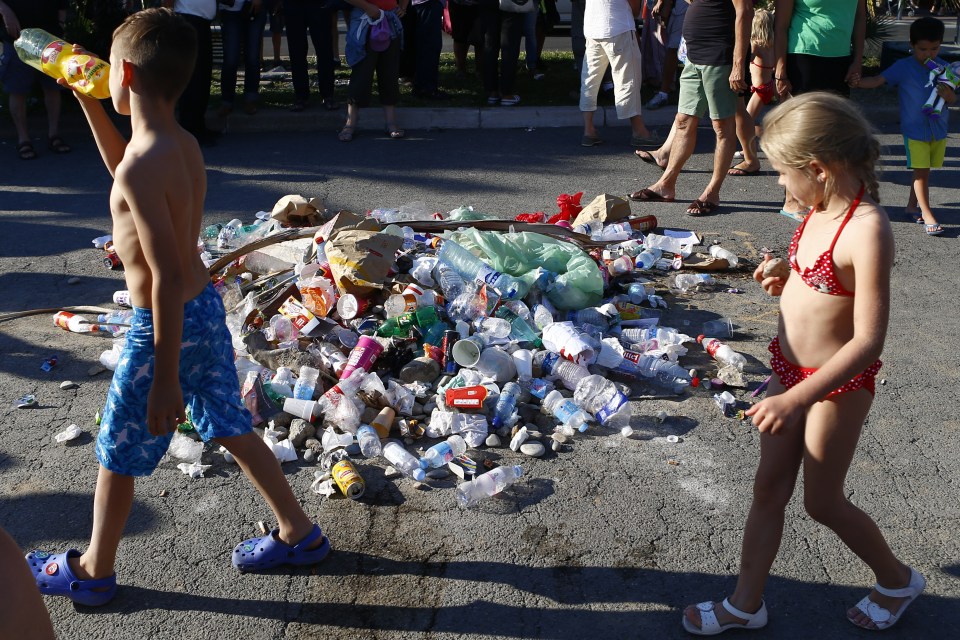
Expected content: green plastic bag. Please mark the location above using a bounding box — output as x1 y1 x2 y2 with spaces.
447 228 603 310
446 206 500 222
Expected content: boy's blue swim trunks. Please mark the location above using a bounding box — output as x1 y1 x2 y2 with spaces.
96 283 252 476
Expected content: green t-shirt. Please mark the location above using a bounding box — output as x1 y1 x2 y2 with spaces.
788 0 858 58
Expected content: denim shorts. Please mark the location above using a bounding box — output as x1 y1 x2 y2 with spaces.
95 283 252 476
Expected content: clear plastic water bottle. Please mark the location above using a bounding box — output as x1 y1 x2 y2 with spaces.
495 307 542 346
293 366 320 400
538 352 590 391
382 441 426 481
615 353 691 391
356 424 382 458
709 244 739 267
574 375 630 428
419 434 467 469
670 273 715 293
437 240 526 300
567 308 612 330
635 247 663 270
697 335 747 370
491 382 521 429
597 222 633 242
313 342 347 377
270 366 295 398
542 390 590 433
436 262 466 299
532 303 556 330
644 233 685 254
626 281 655 304
456 465 524 508
473 317 512 340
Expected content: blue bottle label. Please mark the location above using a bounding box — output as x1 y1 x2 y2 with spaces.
595 391 628 425
555 400 579 424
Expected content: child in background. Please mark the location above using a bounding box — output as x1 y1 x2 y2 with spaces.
24 9 331 608
731 7 775 169
853 16 954 236
682 92 924 635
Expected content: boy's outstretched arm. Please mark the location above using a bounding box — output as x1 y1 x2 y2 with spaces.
117 159 186 436
854 74 885 89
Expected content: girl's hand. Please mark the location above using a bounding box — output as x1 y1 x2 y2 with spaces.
753 253 787 296
744 392 804 435
365 5 381 19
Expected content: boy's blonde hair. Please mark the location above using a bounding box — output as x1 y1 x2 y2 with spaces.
762 92 881 207
751 9 774 50
112 8 196 102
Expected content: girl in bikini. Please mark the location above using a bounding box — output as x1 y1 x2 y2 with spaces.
682 92 925 636
731 7 776 173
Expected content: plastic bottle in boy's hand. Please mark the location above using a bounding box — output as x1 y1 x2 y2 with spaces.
15 29 110 99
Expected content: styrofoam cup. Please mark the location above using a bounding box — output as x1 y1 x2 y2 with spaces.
451 335 485 368
283 398 318 421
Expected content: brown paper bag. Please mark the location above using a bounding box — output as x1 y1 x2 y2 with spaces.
572 193 632 228
271 195 325 226
325 230 403 296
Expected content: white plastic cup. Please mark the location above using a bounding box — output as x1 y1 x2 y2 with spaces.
451 335 485 368
283 398 318 421
476 347 517 383
702 318 733 338
512 349 533 380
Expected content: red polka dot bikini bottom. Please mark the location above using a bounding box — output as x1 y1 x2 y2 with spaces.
768 337 882 399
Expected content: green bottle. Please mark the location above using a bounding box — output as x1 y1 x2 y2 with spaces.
376 306 441 338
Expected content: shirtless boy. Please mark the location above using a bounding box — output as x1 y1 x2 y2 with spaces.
24 9 330 607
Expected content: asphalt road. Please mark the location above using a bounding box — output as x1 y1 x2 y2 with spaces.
1 117 959 639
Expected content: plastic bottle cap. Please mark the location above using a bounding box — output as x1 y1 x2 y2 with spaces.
666 435 680 443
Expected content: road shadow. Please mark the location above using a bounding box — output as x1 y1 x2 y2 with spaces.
96 555 959 638
0 492 157 550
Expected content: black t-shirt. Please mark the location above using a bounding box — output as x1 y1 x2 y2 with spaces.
682 0 736 66
1 0 67 42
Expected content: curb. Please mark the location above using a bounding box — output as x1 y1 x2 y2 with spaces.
34 102 904 138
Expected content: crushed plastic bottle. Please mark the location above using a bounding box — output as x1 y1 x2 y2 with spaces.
670 273 715 293
382 441 426 481
542 390 590 434
419 434 467 469
437 239 526 300
491 382 521 429
697 335 747 371
456 465 524 508
573 375 630 429
356 424 383 458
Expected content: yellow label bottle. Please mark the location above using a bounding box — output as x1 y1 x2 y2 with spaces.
14 29 110 99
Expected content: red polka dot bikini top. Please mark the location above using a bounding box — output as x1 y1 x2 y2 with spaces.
788 184 864 297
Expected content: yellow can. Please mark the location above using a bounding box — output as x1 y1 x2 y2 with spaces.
332 459 365 500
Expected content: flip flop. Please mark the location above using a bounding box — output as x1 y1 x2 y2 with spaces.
682 598 768 635
385 124 405 139
849 567 925 631
48 136 71 154
338 125 355 142
905 210 924 223
727 165 761 176
18 141 37 160
25 549 117 607
581 135 603 147
628 188 674 202
232 523 331 572
635 149 666 171
924 223 944 236
687 199 720 216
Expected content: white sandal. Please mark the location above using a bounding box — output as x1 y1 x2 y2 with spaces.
682 597 768 636
849 567 926 631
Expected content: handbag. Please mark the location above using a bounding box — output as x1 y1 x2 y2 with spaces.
499 0 536 13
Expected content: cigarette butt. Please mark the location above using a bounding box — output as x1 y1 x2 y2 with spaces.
256 520 267 536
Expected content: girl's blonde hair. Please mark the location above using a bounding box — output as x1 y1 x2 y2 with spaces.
761 92 881 207
751 9 775 49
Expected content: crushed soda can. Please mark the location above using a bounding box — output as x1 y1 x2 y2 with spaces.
16 394 37 409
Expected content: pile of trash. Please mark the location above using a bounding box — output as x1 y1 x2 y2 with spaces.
55 192 755 507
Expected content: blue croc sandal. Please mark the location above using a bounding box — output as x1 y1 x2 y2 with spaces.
25 549 117 607
232 524 331 572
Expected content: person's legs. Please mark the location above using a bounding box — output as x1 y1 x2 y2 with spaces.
8 93 31 147
219 11 243 110
684 376 805 630
176 14 214 138
308 1 336 105
695 114 737 206
242 9 268 108
413 0 445 95
479 6 501 100
498 11 523 99
571 0 585 74
0 527 55 640
579 39 609 138
375 38 402 131
523 8 538 71
797 392 916 630
399 2 417 81
69 466 135 581
641 112 697 200
912 168 937 224
730 97 760 172
604 30 652 139
216 433 319 547
285 0 311 106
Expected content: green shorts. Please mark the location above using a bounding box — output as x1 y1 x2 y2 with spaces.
904 136 947 169
677 62 737 120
